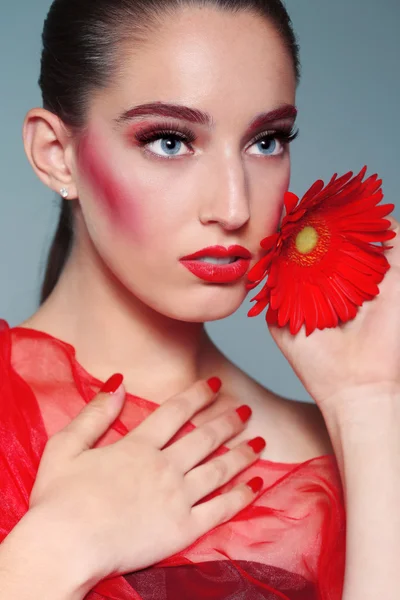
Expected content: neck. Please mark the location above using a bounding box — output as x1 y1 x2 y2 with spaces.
26 243 225 402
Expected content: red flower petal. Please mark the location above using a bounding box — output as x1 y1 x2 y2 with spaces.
300 179 325 208
289 280 305 335
309 283 338 330
339 218 392 232
260 232 280 250
250 284 270 303
266 306 278 326
334 250 384 277
247 254 271 282
318 276 353 324
267 261 280 289
281 208 307 227
248 298 269 317
347 230 396 243
277 288 294 328
284 192 299 215
330 273 366 306
340 244 389 274
302 284 318 336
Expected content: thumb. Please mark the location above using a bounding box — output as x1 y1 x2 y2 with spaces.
60 373 126 455
382 215 399 246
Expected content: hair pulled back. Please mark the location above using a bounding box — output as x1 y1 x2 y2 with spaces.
39 0 300 303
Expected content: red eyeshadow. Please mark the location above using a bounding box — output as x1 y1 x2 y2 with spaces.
246 106 297 138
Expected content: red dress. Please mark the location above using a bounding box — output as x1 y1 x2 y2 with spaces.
0 319 346 599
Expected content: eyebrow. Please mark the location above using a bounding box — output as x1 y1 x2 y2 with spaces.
116 102 213 126
115 102 297 129
247 105 297 134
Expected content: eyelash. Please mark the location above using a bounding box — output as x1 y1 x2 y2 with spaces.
250 127 299 146
133 122 299 158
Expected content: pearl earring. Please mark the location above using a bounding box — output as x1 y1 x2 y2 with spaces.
60 187 69 199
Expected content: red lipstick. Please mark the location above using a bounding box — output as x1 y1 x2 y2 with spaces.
180 245 252 284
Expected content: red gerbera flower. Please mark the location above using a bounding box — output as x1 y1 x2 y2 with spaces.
247 166 396 336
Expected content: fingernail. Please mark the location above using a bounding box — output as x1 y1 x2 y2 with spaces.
207 377 222 394
236 405 252 423
246 476 264 494
247 437 266 454
100 373 124 394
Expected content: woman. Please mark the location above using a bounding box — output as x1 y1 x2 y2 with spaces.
0 0 398 598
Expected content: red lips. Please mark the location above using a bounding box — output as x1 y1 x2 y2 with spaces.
181 245 252 261
180 245 252 283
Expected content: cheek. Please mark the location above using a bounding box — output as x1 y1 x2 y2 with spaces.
77 131 142 238
256 168 291 235
273 176 290 229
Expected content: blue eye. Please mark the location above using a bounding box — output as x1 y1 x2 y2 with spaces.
248 136 283 157
135 124 196 159
145 135 191 157
257 138 277 155
159 137 183 155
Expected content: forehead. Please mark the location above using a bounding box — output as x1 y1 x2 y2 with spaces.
97 7 296 121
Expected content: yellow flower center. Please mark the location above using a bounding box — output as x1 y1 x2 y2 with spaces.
284 217 331 267
295 226 319 254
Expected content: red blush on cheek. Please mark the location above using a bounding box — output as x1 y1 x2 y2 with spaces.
77 131 141 235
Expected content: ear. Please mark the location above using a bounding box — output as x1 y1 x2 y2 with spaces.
23 108 78 199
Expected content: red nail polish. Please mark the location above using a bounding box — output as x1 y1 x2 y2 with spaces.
236 405 252 423
100 373 124 394
207 377 222 393
247 437 266 454
246 476 264 494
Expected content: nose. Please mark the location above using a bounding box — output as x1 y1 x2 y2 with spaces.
199 151 250 231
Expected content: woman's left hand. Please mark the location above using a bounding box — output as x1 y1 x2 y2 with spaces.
268 216 400 416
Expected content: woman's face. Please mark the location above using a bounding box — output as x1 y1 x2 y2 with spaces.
72 7 297 321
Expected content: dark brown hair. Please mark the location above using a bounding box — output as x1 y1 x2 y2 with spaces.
39 0 300 303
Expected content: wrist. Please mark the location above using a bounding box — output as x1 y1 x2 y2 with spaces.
319 381 400 428
0 507 98 600
320 386 400 480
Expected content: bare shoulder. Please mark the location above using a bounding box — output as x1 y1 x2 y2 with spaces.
224 365 334 463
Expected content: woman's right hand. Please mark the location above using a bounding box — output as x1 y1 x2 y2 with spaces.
28 375 264 591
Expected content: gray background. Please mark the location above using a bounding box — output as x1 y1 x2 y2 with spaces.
1 0 399 403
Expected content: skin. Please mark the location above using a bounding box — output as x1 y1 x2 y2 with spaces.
21 6 333 462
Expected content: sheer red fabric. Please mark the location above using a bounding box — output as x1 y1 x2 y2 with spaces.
0 319 346 599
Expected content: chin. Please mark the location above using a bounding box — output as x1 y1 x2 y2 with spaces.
145 284 248 323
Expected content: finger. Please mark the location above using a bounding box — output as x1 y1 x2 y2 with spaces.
191 476 264 536
163 405 252 473
47 373 125 457
185 437 266 505
128 378 221 449
382 215 399 250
